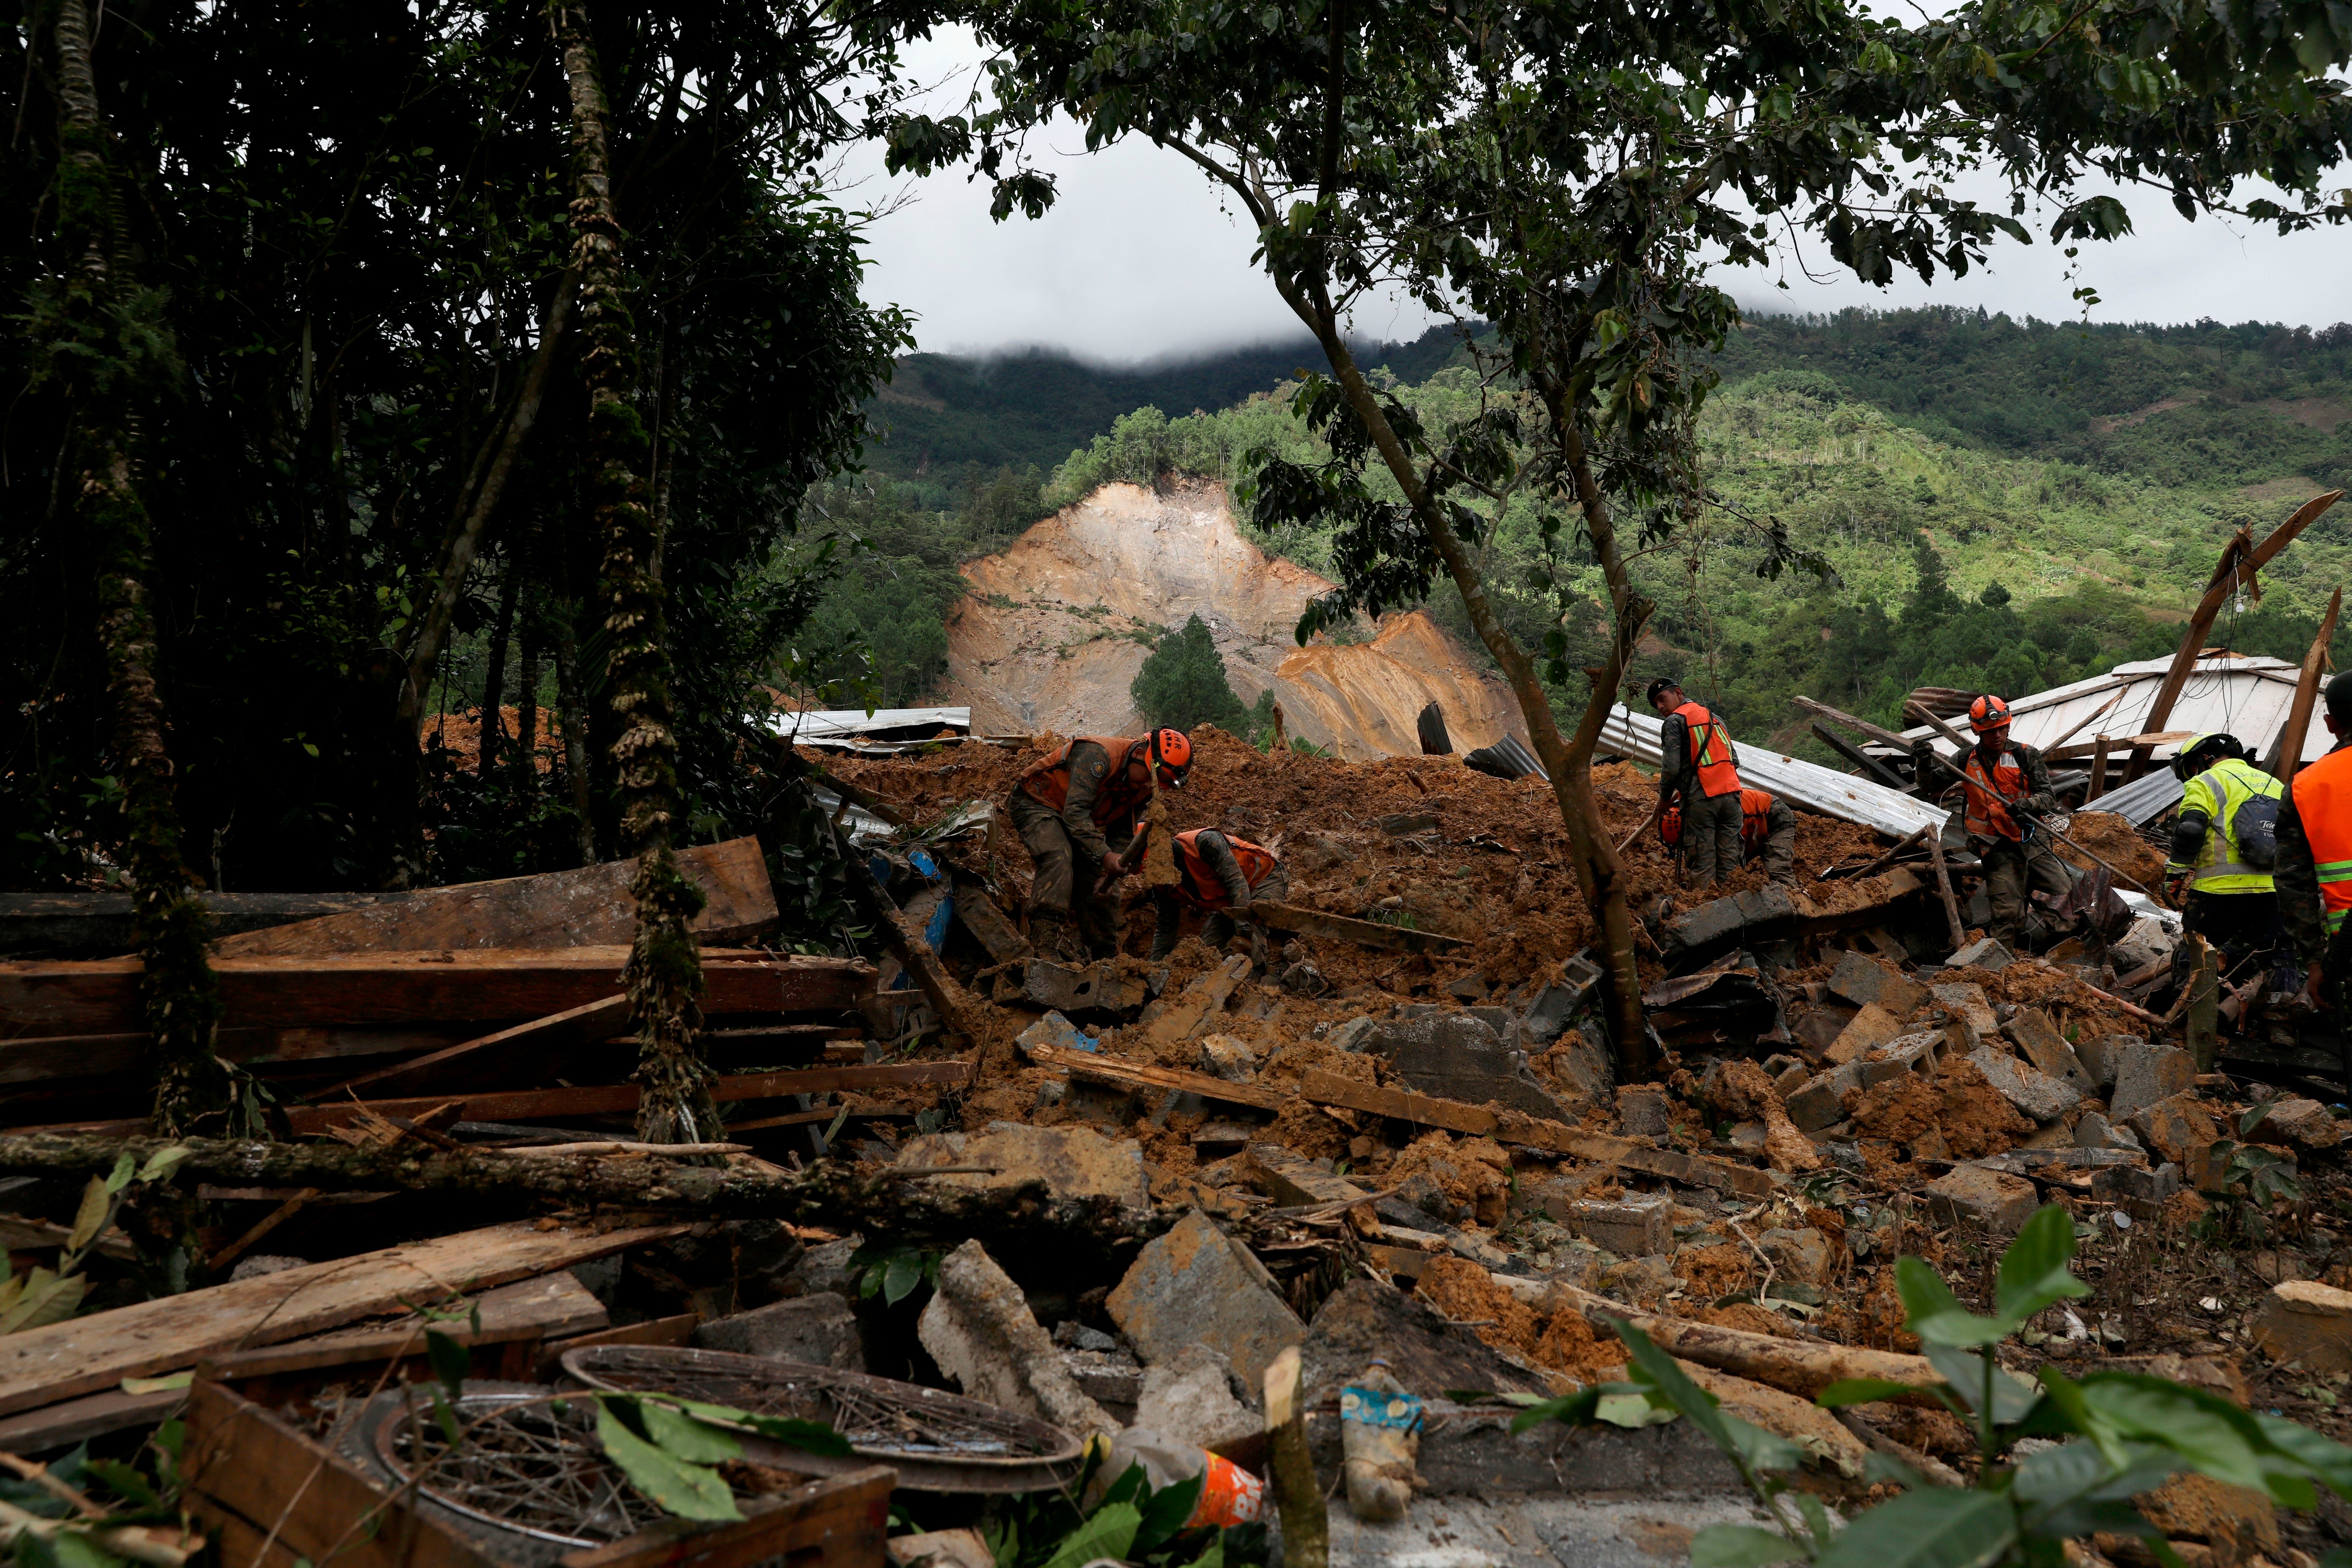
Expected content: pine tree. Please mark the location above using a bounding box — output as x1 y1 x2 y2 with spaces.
1130 615 1249 732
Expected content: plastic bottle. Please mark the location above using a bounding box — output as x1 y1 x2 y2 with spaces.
1088 1427 1267 1528
1339 1360 1422 1522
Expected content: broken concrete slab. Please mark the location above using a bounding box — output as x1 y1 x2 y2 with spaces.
1020 958 1150 1016
1328 1016 1380 1053
2076 1033 2136 1091
1556 1197 1672 1258
1785 1062 1863 1134
2126 1091 2220 1167
896 1122 1150 1217
1107 1210 1305 1388
1967 1046 2081 1124
2110 1042 2195 1120
1858 1033 1941 1089
1925 1166 2038 1231
2072 1111 2143 1153
693 1292 863 1370
1061 1346 1144 1420
2261 1098 2343 1150
1757 1227 1833 1287
1132 1342 1260 1450
1014 1010 1092 1057
1947 936 2015 972
2003 1008 2096 1097
2093 1161 2182 1208
1297 1274 1549 1410
1824 1003 1904 1066
2253 1280 2352 1374
1827 951 1928 1018
917 1240 1115 1437
1616 1086 1673 1139
1347 1011 1570 1122
1931 983 2000 1040
1198 1033 1258 1082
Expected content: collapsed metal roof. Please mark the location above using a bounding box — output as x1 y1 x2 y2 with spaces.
1893 652 2317 769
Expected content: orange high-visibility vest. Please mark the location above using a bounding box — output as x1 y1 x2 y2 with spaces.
1962 748 2029 842
1672 701 1741 796
1171 830 1282 910
1019 735 1152 829
2291 746 2352 938
1662 789 1776 848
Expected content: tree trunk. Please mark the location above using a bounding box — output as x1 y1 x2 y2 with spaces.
550 593 600 864
51 0 248 1139
478 564 518 778
556 1 718 1147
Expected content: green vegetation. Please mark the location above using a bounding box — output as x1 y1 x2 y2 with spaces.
1130 615 1251 733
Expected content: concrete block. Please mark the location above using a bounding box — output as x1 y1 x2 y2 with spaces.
1060 1347 1144 1416
919 1240 1115 1436
1932 983 2000 1038
2126 1091 2219 1167
694 1292 863 1369
1107 1210 1305 1388
1616 1086 1673 1139
1132 1342 1260 1450
2093 1161 2182 1206
1328 1016 1380 1053
2109 917 2175 974
1662 884 1802 955
1198 1033 1258 1081
1758 1226 1833 1286
1521 957 1602 1045
1549 1018 1616 1107
1948 936 2015 972
2076 1032 2139 1091
1824 1003 1904 1066
1858 1032 1942 1089
1557 1196 1672 1258
1015 1010 1091 1057
897 1122 1150 1216
2073 1111 2143 1153
2253 1280 2352 1374
1968 1046 2081 1124
2110 1042 2195 1120
2261 1098 2342 1150
1926 1166 2039 1232
1826 952 1928 1018
2003 1008 2096 1096
1351 1011 1571 1121
1785 1062 1863 1133
1021 959 1149 1015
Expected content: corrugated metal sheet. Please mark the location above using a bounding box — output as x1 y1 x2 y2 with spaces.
771 707 972 741
1600 707 1950 839
1893 653 2313 766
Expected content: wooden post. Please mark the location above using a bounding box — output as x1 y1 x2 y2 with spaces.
1263 1346 1327 1568
1808 723 1910 790
2185 936 2221 1071
2267 585 2342 782
2086 736 2109 802
1926 827 1968 952
2123 491 2342 783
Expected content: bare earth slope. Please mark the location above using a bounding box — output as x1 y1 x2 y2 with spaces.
940 480 1526 759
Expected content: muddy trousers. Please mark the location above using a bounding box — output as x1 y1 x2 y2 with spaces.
1008 791 1125 956
1757 804 1797 884
1680 790 1746 887
1151 867 1291 961
2175 889 2282 987
1979 836 2074 944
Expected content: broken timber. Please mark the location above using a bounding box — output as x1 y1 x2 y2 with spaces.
1251 902 1470 956
321 993 629 1098
1293 1067 1776 1197
1024 1042 1285 1111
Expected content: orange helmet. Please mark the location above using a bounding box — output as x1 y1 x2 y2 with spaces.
1968 694 2011 733
1148 728 1192 785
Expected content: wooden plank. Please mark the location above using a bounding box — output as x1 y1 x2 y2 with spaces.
1250 901 1470 955
0 1026 468 1087
0 948 872 1035
25 1060 974 1138
252 1269 607 1367
1809 723 1908 790
0 890 412 958
1023 1042 1287 1111
556 1466 894 1568
536 1311 699 1381
1295 1066 1776 1197
0 1384 187 1453
321 994 630 1099
952 876 1031 964
0 1219 683 1418
215 836 779 957
2268 584 2343 780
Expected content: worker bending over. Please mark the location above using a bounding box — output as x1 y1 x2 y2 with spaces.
1914 694 2070 948
2163 732 2283 985
1147 828 1289 966
1008 729 1191 960
1661 788 1797 885
2274 673 2352 1011
1647 679 1745 887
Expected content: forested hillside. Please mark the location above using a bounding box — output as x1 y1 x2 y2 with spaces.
808 308 2352 760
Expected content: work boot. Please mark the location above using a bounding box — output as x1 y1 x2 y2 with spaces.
1029 912 1079 962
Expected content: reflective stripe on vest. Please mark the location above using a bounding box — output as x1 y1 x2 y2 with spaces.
2183 758 2282 891
1171 830 1281 910
2291 747 2352 934
1672 701 1741 797
1962 748 2028 842
1019 735 1150 828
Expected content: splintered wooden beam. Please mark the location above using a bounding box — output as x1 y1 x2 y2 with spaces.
2268 584 2343 781
1808 723 1909 790
321 994 630 1099
1023 1042 1287 1111
1250 901 1470 955
0 948 873 1035
1294 1066 1776 1197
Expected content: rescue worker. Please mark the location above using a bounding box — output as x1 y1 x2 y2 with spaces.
1660 788 1797 884
1913 693 2071 948
2162 732 2283 983
1647 678 1744 887
1147 827 1288 965
2274 672 2352 1011
1008 729 1191 960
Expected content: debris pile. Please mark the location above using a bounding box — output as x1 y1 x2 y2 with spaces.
0 715 2350 1567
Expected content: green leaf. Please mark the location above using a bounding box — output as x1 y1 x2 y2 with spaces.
1863 1450 1924 1489
0 1270 86 1335
48 1531 122 1568
1897 1257 2007 1347
1178 1536 1226 1568
637 1400 743 1465
670 1398 853 1457
1040 1501 1140 1568
1815 1379 1935 1408
1923 1343 2042 1425
429 1388 463 1452
117 1372 191 1396
881 1251 924 1306
136 1146 191 1185
1618 1322 1741 1458
84 1458 159 1511
2075 1376 2277 1495
595 1400 741 1522
65 1178 111 1258
1690 1524 1806 1567
1995 1205 2090 1323
2249 1410 2352 1495
1133 1467 1205 1554
1813 1488 2016 1568
424 1329 469 1405
1511 1388 1604 1431
1597 1392 1681 1429
102 1154 135 1195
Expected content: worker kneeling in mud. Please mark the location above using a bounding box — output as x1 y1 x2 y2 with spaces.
1660 788 1797 885
1144 827 1289 968
1007 729 1191 960
2163 732 2284 997
1914 693 2073 949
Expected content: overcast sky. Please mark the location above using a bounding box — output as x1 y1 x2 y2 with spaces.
841 29 2352 364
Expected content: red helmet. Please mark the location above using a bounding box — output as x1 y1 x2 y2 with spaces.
1968 694 2011 733
1148 728 1192 785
